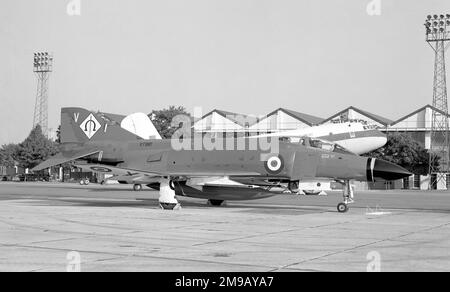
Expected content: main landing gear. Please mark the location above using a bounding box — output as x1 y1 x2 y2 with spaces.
133 179 181 210
288 181 300 193
208 199 225 206
159 178 181 210
337 180 354 213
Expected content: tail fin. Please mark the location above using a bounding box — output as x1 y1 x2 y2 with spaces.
61 107 141 144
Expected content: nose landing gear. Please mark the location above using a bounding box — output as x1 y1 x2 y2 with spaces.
337 202 349 213
337 180 354 213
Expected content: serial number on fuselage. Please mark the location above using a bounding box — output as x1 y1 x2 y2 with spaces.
139 142 154 147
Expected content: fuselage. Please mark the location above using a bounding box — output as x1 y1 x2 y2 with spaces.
34 107 410 205
65 136 402 183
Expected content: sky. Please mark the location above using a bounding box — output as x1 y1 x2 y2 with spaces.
1 0 450 145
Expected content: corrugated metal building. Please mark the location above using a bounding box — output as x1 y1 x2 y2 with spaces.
193 105 450 190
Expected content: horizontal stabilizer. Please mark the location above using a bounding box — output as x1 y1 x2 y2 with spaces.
32 149 101 171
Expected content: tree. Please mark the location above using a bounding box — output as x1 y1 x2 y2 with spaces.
0 144 19 168
364 132 437 175
15 125 59 169
149 106 192 139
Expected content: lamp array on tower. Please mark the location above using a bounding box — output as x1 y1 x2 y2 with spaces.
424 14 450 189
33 52 53 137
425 14 450 41
33 52 53 73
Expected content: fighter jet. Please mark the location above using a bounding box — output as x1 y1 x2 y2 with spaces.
33 107 411 213
98 111 388 196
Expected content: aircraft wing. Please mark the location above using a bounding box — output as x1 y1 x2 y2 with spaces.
32 149 102 171
73 162 260 178
73 163 160 177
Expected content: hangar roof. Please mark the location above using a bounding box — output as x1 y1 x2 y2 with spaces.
256 108 324 126
390 104 450 126
198 109 258 127
321 106 393 126
277 108 324 126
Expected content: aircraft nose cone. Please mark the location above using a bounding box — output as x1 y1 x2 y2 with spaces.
373 159 412 181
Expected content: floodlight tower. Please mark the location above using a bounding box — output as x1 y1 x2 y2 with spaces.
33 52 53 137
425 14 450 189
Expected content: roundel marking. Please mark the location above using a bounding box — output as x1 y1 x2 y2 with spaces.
264 155 284 175
90 166 112 173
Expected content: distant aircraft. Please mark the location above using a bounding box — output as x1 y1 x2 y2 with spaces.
33 108 410 213
253 122 387 155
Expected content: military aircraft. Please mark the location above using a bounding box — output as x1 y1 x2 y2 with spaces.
33 107 411 213
96 111 388 196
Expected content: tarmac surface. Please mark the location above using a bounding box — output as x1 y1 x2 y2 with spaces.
0 181 449 272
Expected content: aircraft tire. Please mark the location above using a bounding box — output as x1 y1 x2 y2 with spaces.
337 203 348 213
304 190 321 196
208 199 225 207
160 203 181 210
288 181 299 192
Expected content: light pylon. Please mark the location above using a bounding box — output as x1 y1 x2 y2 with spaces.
425 14 450 189
33 52 53 137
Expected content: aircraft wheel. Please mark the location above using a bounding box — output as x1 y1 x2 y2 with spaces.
79 180 85 185
208 199 225 206
304 190 321 196
337 203 349 213
160 203 181 210
133 184 143 192
288 181 299 192
84 179 90 185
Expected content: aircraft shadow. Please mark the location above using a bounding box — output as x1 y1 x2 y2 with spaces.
23 196 333 214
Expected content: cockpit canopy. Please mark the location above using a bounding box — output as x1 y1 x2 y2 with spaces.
282 136 357 155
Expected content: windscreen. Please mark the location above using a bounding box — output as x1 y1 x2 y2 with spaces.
299 137 356 155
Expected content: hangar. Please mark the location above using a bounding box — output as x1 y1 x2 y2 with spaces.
320 106 393 129
193 109 257 134
385 105 450 190
193 105 450 190
193 108 324 135
386 104 449 149
248 108 324 132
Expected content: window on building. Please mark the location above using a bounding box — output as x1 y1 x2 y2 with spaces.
403 177 410 190
414 174 421 189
